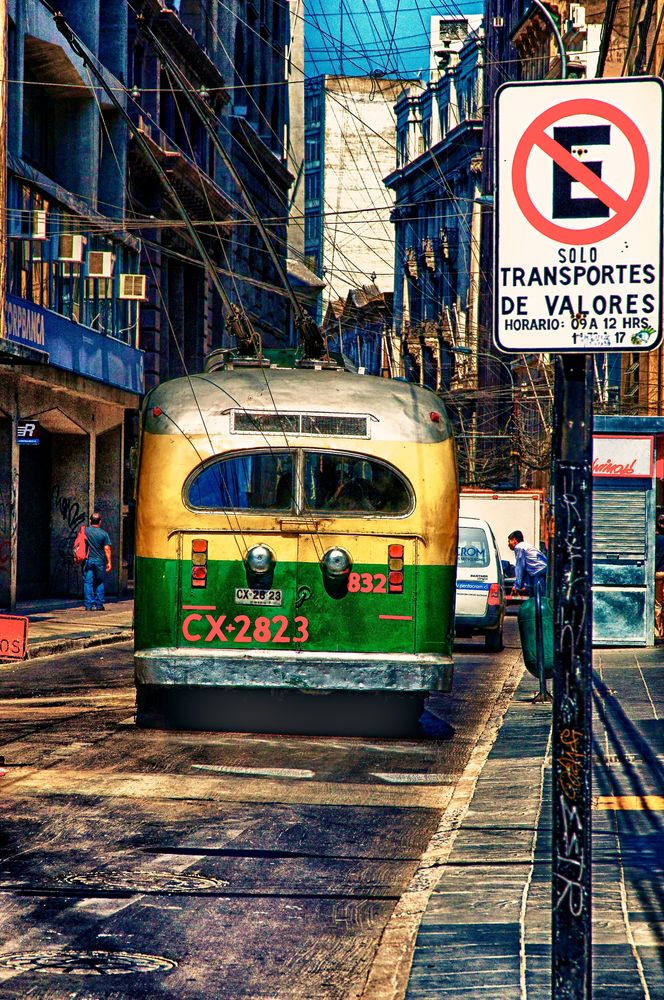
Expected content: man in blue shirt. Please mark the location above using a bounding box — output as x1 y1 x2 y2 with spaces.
508 530 547 597
83 512 112 611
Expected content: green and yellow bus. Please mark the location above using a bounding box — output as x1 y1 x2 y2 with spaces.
134 354 458 735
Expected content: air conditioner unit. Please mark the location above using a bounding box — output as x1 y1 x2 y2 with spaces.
87 251 114 278
58 234 85 263
119 274 147 300
31 210 47 240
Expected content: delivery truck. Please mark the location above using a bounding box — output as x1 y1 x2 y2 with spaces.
459 489 548 605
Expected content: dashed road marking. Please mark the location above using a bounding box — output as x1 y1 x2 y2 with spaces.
192 764 315 779
596 795 664 811
370 773 452 785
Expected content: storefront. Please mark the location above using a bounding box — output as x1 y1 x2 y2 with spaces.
0 296 144 609
592 416 664 646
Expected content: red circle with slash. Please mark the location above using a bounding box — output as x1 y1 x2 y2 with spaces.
511 98 649 245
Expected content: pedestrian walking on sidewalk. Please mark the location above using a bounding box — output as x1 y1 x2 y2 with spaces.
508 529 547 598
83 513 112 611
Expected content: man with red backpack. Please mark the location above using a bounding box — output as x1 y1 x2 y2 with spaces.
82 513 112 611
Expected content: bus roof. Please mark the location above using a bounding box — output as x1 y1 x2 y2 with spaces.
144 368 452 444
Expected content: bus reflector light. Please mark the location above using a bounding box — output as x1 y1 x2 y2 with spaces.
192 566 207 579
388 557 403 571
488 583 501 605
389 571 403 585
192 539 208 553
388 544 404 559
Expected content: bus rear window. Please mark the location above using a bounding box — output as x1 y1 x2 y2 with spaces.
304 452 411 514
187 452 293 510
458 527 490 567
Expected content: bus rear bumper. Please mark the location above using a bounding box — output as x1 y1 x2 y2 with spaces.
134 648 453 694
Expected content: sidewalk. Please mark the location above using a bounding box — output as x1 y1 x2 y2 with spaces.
0 598 134 662
405 643 664 999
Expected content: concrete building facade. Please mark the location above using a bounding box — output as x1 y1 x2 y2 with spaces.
2 0 302 608
1 0 144 608
129 0 295 378
303 75 408 318
384 16 484 394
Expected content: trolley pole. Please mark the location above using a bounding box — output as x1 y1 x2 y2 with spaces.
551 354 593 999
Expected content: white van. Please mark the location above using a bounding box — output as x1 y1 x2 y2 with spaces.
455 515 506 651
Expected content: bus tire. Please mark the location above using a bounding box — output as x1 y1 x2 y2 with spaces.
135 685 168 728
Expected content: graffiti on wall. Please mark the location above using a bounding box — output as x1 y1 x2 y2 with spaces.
0 472 18 585
51 485 87 591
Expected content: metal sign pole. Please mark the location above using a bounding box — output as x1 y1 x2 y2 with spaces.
551 354 593 999
495 67 662 1000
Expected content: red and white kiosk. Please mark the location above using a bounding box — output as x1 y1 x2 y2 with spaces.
592 417 664 645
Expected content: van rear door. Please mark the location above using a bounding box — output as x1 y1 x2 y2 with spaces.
456 523 491 616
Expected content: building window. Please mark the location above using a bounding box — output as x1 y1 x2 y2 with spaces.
397 127 408 167
22 80 54 175
305 171 320 204
305 212 320 245
6 180 138 345
305 134 320 164
439 104 449 138
305 91 321 125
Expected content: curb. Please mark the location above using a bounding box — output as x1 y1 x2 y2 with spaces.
4 630 134 664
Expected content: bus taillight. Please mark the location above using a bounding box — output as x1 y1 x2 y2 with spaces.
192 539 208 588
388 545 404 592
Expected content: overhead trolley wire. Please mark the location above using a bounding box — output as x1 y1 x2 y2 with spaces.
36 0 263 358
133 4 327 360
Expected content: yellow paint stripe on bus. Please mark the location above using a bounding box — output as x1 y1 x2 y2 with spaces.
136 433 458 561
595 795 664 811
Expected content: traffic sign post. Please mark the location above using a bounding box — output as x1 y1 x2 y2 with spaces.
493 77 664 1000
551 353 593 1000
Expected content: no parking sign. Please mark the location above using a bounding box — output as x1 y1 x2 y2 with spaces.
495 78 664 353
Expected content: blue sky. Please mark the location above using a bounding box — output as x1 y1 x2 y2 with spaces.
304 0 483 80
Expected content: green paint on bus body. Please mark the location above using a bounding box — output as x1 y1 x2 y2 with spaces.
135 556 455 657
